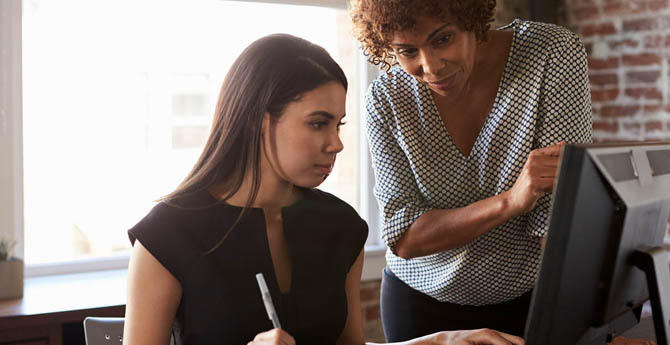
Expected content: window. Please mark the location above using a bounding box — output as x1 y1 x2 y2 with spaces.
0 0 384 275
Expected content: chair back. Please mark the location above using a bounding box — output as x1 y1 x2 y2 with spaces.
83 317 124 345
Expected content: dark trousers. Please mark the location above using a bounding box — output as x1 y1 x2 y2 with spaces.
380 267 532 342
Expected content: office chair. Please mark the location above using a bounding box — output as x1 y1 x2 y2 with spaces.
83 317 175 345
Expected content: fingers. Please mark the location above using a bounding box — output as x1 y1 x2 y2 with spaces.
608 336 657 345
249 328 295 345
527 151 561 169
534 141 566 156
462 329 525 345
498 332 525 345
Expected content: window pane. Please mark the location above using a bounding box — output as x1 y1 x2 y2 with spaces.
22 0 361 265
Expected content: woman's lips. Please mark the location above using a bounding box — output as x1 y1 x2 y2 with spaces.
427 73 458 91
315 164 333 175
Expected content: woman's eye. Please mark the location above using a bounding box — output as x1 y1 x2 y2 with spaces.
310 121 328 129
435 34 451 45
397 48 418 58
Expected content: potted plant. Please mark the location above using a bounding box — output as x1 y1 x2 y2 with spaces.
0 237 23 300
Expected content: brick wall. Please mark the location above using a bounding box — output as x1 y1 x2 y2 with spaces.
361 280 384 342
560 0 670 256
562 0 670 142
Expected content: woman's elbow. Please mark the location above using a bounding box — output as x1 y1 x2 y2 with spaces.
392 238 417 259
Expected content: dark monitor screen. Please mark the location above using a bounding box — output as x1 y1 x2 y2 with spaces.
525 141 670 345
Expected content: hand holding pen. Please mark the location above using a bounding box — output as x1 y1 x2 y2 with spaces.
251 273 296 345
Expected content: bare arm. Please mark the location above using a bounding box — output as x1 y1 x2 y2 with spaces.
123 241 182 345
394 144 563 259
336 249 366 345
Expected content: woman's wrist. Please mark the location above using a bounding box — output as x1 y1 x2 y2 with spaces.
498 189 524 219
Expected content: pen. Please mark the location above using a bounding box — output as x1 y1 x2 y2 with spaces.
255 273 282 329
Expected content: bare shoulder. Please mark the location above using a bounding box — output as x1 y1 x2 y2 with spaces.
128 240 181 290
124 241 182 345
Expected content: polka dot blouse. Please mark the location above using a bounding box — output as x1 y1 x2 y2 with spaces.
365 20 593 305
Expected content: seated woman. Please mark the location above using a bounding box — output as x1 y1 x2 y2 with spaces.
122 33 524 345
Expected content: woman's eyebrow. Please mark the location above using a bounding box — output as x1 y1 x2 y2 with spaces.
307 111 347 120
308 111 335 119
426 23 451 41
390 23 452 46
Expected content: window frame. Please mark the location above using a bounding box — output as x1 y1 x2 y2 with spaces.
0 0 385 280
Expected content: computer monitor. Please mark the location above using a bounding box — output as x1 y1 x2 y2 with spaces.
525 141 670 345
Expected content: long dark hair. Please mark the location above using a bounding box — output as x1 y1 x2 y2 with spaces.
162 34 347 253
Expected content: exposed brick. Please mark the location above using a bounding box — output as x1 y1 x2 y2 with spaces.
601 104 641 117
581 22 617 36
623 123 642 130
590 73 619 86
360 286 379 301
623 18 658 32
649 0 670 11
573 6 600 21
625 87 663 99
584 42 594 55
623 53 662 66
626 70 661 83
604 1 647 15
644 104 664 114
645 121 664 131
365 304 381 320
644 35 663 49
592 88 620 101
609 39 640 50
593 121 620 132
589 57 620 70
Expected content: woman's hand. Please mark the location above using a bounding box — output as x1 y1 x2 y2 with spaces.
434 328 525 345
248 328 296 345
404 329 524 345
505 142 565 216
607 336 657 345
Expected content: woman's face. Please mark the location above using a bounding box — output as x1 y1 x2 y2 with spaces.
261 81 346 189
390 13 478 101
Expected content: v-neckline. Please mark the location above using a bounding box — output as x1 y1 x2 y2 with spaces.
426 20 518 161
203 189 313 296
262 208 294 296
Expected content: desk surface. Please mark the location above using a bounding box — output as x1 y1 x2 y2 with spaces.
0 269 127 330
0 269 660 342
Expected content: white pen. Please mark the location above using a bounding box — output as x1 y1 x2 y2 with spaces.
255 273 282 329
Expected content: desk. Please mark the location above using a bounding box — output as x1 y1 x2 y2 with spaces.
0 270 126 345
0 269 660 344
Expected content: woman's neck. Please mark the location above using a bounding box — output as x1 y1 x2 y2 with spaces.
211 171 302 210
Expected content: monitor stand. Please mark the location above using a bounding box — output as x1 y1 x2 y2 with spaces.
632 247 670 345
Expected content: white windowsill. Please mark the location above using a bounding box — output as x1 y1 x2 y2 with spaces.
25 246 387 281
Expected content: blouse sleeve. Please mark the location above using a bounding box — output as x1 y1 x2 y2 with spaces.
527 32 593 238
365 84 432 252
128 203 197 283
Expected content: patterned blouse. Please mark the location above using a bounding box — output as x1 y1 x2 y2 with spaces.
365 20 592 306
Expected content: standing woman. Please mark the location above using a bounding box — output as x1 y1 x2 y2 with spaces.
122 33 524 345
350 0 592 341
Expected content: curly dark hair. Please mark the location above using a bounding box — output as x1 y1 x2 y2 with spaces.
350 0 496 71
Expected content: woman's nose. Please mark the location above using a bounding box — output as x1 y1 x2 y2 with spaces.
419 50 443 77
326 131 344 154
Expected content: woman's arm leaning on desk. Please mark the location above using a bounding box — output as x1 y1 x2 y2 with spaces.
123 241 182 345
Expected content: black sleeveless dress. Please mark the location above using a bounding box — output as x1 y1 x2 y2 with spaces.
128 188 368 345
